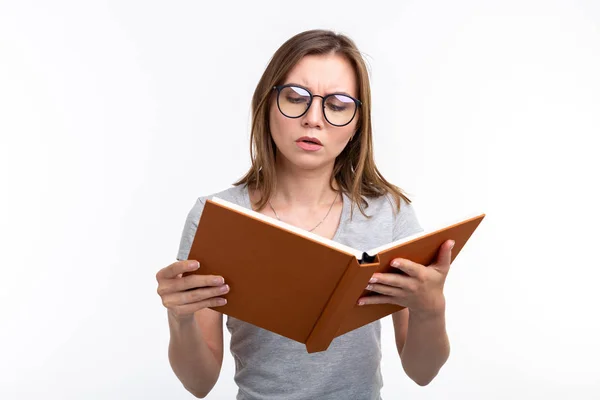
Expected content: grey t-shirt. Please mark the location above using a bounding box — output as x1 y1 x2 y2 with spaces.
176 184 423 400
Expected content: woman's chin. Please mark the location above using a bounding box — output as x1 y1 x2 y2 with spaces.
279 153 332 171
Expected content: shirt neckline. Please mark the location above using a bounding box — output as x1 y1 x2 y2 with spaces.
241 184 347 242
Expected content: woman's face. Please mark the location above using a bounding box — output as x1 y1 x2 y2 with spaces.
269 53 359 171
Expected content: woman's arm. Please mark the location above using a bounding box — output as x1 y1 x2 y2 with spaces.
168 308 224 398
358 239 455 386
392 307 450 386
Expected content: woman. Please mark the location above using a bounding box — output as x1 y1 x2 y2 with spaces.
156 29 454 399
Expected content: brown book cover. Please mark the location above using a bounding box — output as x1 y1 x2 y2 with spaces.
183 197 485 353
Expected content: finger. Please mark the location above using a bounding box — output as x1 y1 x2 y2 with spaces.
389 258 424 277
162 284 230 308
365 282 404 297
168 297 228 318
435 240 455 269
158 274 225 297
370 272 412 289
179 274 225 292
357 294 401 306
156 260 200 280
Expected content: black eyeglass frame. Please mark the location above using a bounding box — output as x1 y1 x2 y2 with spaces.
272 84 362 127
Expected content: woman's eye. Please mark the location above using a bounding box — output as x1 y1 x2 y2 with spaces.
328 104 347 112
286 96 307 104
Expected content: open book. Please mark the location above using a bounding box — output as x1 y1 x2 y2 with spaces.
183 197 485 353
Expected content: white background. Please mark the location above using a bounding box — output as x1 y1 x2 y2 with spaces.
1 0 599 399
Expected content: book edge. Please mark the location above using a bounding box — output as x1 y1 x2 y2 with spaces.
210 196 364 259
365 212 486 256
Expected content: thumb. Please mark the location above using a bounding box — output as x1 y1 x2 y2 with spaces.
435 240 455 270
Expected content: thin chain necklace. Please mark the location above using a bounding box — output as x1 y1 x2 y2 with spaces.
268 192 339 232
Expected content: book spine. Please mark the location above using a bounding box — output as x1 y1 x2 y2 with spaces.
305 257 364 353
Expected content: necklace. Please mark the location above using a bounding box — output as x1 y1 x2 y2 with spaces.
268 192 339 232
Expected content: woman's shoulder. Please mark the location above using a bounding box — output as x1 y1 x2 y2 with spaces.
347 191 422 239
191 184 249 209
351 191 412 218
181 184 249 227
176 185 249 261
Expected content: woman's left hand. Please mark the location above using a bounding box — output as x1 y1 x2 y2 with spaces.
357 239 455 316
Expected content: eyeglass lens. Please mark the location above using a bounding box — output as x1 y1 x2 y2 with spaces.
277 85 357 126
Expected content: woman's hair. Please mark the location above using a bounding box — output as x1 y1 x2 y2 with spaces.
233 29 412 217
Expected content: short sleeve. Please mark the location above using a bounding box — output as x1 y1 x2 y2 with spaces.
176 197 207 261
392 196 424 242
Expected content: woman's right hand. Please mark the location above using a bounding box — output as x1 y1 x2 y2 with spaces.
156 260 229 322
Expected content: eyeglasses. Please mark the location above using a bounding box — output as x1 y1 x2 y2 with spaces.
272 84 361 127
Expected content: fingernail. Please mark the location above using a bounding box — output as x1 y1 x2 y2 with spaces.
358 300 365 306
213 277 224 285
366 284 373 291
450 240 455 249
391 259 401 268
190 261 200 270
220 284 229 293
369 277 377 283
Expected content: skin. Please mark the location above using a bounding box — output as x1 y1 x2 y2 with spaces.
269 54 358 176
157 53 451 398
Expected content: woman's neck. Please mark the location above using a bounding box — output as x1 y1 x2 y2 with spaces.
271 160 339 209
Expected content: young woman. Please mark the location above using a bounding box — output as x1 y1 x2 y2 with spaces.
156 29 454 399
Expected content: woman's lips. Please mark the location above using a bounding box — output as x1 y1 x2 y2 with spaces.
296 141 323 151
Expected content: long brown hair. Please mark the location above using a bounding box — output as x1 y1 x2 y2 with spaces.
233 29 412 217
